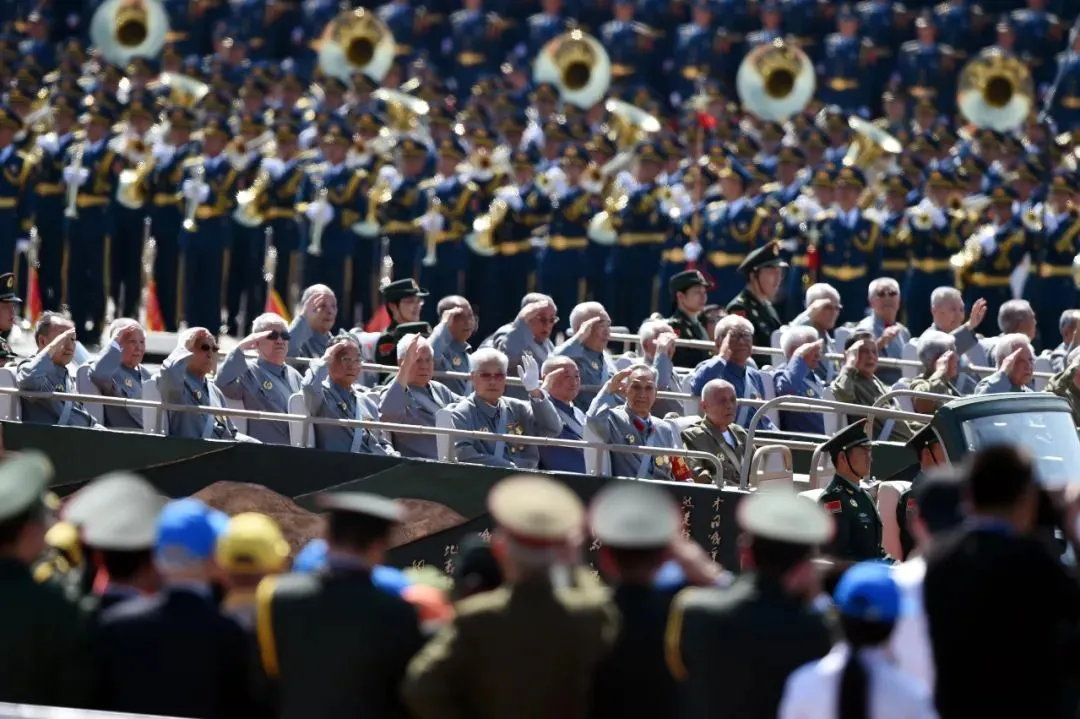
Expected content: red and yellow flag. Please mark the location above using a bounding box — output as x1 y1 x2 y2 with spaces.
365 304 391 333
145 279 165 332
26 265 42 323
265 287 291 323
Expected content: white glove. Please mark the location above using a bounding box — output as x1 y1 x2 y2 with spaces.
377 165 403 192
15 238 29 255
931 207 947 229
304 200 334 225
494 185 523 212
182 179 210 204
152 142 176 165
261 157 286 180
63 166 88 186
418 210 444 234
517 353 542 393
683 240 703 262
977 227 997 255
545 167 568 198
35 134 58 156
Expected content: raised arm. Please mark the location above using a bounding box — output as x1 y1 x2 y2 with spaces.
158 347 194 404
300 359 330 415
88 341 124 395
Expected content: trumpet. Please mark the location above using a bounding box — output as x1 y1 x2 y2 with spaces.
421 198 443 267
64 143 85 219
234 169 270 228
182 162 206 232
308 176 329 257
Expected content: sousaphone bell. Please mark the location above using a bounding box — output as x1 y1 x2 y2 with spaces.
533 30 612 110
736 39 816 122
317 7 396 85
90 0 169 67
957 48 1034 133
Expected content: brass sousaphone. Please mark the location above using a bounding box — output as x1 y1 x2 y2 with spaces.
317 7 397 85
90 0 169 67
533 30 612 110
736 39 816 122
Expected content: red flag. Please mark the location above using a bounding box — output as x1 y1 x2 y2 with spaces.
365 304 391 333
265 287 291 323
26 265 42 323
145 279 165 332
695 111 718 132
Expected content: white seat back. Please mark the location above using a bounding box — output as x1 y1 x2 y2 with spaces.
799 487 826 503
771 327 784 349
141 375 166 434
1034 356 1052 390
583 424 610 476
901 341 920 379
0 367 17 420
748 444 794 491
878 480 912 559
75 364 104 424
820 386 840 435
834 326 851 349
808 446 836 490
434 408 455 461
286 392 313 447
759 368 780 426
226 397 246 433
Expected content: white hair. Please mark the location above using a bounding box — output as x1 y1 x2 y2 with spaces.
252 313 287 333
638 319 674 345
541 354 576 376
916 330 956 369
998 299 1034 334
568 301 607 334
714 314 753 342
470 347 509 373
868 277 900 299
781 325 820 359
625 362 658 381
396 334 432 361
804 283 839 307
930 286 962 309
107 317 142 339
437 295 470 315
178 327 205 348
300 284 334 305
702 378 736 401
994 333 1033 367
520 292 553 309
1060 309 1080 335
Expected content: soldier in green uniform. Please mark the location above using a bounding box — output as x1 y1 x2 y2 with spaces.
0 272 21 359
817 419 891 562
0 451 92 706
726 242 786 367
373 278 430 366
254 492 425 718
889 424 947 560
666 269 712 369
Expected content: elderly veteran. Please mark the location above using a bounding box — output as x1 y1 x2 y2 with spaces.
681 379 750 486
791 282 842 382
18 313 98 428
158 328 244 441
908 331 964 413
689 314 776 430
216 313 304 445
485 293 558 372
854 277 911 386
88 318 151 429
920 288 992 367
830 331 914 441
1046 352 1080 427
773 325 827 435
379 334 461 459
1047 309 1080 373
537 355 587 474
586 364 687 481
973 333 1035 395
615 318 688 418
445 348 562 469
552 301 617 411
429 295 475 394
301 334 398 455
288 284 337 358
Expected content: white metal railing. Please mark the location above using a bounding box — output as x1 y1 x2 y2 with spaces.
873 388 962 409
0 705 177 719
0 387 726 479
738 395 932 490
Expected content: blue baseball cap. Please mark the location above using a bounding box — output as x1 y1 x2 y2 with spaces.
834 561 903 622
293 538 328 573
155 498 229 563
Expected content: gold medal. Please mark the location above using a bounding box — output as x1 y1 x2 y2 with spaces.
339 402 348 412
263 380 273 391
590 361 599 371
626 433 636 444
805 388 814 396
849 499 858 507
123 377 134 388
655 455 669 466
452 355 462 367
195 390 202 400
55 384 63 391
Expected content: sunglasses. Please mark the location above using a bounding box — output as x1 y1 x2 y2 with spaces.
199 343 219 353
875 290 899 298
265 331 290 341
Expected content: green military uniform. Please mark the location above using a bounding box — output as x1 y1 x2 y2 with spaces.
817 419 890 562
888 424 944 560
666 270 712 369
0 452 92 706
0 271 22 364
373 279 431 367
255 492 425 718
680 417 749 485
726 242 786 367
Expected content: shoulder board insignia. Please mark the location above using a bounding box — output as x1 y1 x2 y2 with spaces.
824 500 842 514
378 342 395 356
181 156 202 168
906 497 918 512
729 309 746 318
465 181 480 193
306 162 329 175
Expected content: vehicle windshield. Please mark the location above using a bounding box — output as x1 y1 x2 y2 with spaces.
961 411 1080 489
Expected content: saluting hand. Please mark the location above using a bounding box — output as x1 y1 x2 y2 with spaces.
396 335 422 388
238 330 273 351
795 339 824 365
935 350 957 378
46 328 77 358
844 339 866 370
967 297 988 332
655 331 676 358
605 367 633 396
518 300 550 324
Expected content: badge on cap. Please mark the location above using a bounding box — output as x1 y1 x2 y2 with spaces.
339 402 348 412
55 384 63 391
805 388 815 397
849 499 858 507
263 380 273 390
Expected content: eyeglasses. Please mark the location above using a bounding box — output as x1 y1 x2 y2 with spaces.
875 290 899 298
199 343 219 352
266 331 291 341
477 372 506 381
335 355 362 365
728 331 753 341
534 316 559 325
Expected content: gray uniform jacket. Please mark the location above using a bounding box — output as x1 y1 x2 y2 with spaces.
487 318 553 368
216 347 303 445
922 323 992 388
378 380 461 459
158 349 238 440
973 371 1033 395
429 321 472 395
288 315 332 359
17 355 97 427
791 314 839 381
552 335 617 411
301 362 397 455
445 391 561 469
854 315 911 386
88 341 151 428
585 391 683 480
614 351 688 418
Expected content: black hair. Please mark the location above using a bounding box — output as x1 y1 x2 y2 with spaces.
327 511 395 553
838 616 896 719
966 445 1034 513
604 546 668 580
34 311 69 346
0 503 45 550
99 549 154 583
844 330 874 351
746 536 812 576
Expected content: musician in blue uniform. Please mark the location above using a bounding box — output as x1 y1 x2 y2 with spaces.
423 137 480 323
258 115 308 314
63 104 122 344
377 0 420 62
448 0 498 94
526 0 569 56
1031 173 1079 349
31 94 78 312
702 161 771 307
1046 28 1080 131
0 106 32 302
600 0 655 88
1010 0 1066 87
815 167 879 325
176 116 239 334
819 7 871 115
877 173 913 291
375 137 431 296
671 0 719 103
540 143 595 334
895 13 958 119
961 186 1036 334
299 117 370 332
934 0 992 63
607 141 674 329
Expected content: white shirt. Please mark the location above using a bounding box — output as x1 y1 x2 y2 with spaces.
779 644 937 719
890 557 935 692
